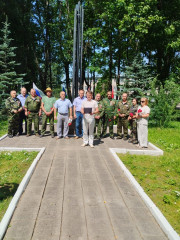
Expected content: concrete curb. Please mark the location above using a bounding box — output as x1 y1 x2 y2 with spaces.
0 147 45 240
111 142 164 156
0 134 7 141
109 148 180 240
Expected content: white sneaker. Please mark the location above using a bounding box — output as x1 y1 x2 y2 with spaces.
90 144 94 148
81 143 87 147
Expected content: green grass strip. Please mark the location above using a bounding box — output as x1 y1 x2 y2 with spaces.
0 151 38 221
0 121 8 137
118 121 180 234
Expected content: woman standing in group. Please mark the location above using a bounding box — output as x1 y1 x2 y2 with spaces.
81 91 98 148
128 98 138 144
136 97 150 148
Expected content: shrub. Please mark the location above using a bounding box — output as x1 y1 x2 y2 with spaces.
149 79 180 127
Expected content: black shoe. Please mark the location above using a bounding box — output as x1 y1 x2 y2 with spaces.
8 134 13 138
102 134 107 138
110 136 114 139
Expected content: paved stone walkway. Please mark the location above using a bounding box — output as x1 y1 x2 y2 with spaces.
0 133 168 240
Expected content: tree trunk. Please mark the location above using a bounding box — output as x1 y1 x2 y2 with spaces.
109 29 113 90
64 62 72 101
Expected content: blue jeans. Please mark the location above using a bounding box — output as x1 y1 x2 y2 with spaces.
75 111 83 137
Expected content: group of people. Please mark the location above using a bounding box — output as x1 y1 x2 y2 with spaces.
5 87 150 148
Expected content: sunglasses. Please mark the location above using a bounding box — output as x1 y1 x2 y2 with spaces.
141 101 145 103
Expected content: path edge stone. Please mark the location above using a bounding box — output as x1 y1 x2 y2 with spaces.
0 134 7 141
0 147 45 240
109 148 180 240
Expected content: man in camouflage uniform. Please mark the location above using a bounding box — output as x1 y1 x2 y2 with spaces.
24 88 41 137
128 98 138 144
101 91 116 139
5 90 23 138
94 93 104 140
116 93 131 140
40 87 56 138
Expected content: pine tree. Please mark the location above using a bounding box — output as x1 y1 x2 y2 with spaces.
0 17 25 113
119 55 153 100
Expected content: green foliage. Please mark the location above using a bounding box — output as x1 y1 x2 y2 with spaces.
95 78 109 98
117 55 153 99
0 0 179 95
149 79 180 127
0 151 38 221
118 121 180 234
0 18 26 113
0 120 8 136
53 87 62 99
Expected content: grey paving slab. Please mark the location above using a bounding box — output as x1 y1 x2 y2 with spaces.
1 134 168 240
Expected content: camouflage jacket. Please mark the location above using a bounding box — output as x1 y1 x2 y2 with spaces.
95 100 104 118
116 101 131 117
130 104 138 115
24 96 41 112
102 98 117 117
5 97 22 114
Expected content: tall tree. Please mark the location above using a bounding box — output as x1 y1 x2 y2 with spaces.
120 55 153 99
0 18 25 111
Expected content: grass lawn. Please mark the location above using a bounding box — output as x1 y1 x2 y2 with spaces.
0 120 8 137
0 151 38 221
118 121 180 234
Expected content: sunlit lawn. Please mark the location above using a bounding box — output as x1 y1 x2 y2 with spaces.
118 121 180 234
0 151 38 221
0 120 8 137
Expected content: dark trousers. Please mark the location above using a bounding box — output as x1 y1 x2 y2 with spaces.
75 111 83 137
102 115 114 137
19 110 27 134
27 112 39 135
41 113 54 135
8 113 19 135
117 117 129 137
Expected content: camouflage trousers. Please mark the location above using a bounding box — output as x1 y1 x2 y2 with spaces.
117 117 129 138
27 112 39 135
94 118 103 138
8 113 20 135
41 113 54 135
102 115 114 137
129 119 137 140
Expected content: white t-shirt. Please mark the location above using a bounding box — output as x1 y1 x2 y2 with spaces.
137 105 150 125
81 99 98 118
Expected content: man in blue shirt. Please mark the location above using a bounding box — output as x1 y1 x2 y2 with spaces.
17 87 28 135
54 91 72 139
73 89 86 139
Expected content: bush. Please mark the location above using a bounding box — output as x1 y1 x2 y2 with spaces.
149 79 180 127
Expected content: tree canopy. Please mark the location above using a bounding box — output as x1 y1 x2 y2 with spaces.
0 0 179 96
